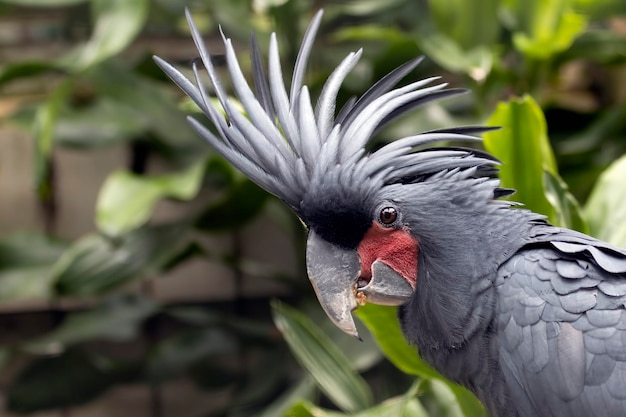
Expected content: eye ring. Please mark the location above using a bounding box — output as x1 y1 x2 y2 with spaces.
379 207 398 225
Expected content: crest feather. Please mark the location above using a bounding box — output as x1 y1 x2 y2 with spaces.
153 9 498 211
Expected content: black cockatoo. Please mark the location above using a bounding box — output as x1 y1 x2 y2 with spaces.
155 10 626 417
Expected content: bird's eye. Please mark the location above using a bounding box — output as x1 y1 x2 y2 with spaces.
379 207 397 225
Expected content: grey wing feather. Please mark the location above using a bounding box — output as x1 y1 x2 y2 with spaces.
496 237 626 417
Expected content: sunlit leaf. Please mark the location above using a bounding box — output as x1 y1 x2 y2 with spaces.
505 0 587 59
272 301 373 413
59 0 149 72
355 304 485 417
96 161 205 237
282 381 428 417
483 96 557 220
417 33 493 81
584 154 626 248
355 304 438 379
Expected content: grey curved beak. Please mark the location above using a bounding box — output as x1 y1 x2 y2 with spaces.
306 231 361 338
306 231 415 339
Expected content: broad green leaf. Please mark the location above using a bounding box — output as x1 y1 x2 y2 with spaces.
483 96 558 221
26 294 158 353
417 33 493 81
85 61 201 152
428 0 499 49
58 0 149 72
96 161 204 237
0 232 68 269
584 154 626 248
505 0 587 59
271 301 373 413
282 382 428 417
0 267 55 301
54 223 191 295
421 379 466 417
0 233 69 301
355 304 485 417
354 304 439 379
54 97 147 149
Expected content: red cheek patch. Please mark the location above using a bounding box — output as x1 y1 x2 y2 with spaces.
357 222 419 287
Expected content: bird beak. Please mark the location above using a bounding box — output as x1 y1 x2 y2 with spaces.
306 231 415 339
306 230 361 338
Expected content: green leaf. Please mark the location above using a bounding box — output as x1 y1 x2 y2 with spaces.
0 61 61 87
355 304 438 378
25 294 158 353
355 304 485 417
417 33 493 81
483 96 558 220
54 97 148 149
543 171 588 233
282 381 428 417
0 267 55 301
428 0 499 49
506 0 587 59
558 29 626 64
271 301 373 413
584 154 626 248
85 61 202 152
96 161 204 237
54 223 191 295
146 328 237 382
0 0 87 5
256 377 317 417
0 233 69 301
6 350 130 413
0 232 68 269
58 0 149 72
573 0 626 20
33 77 74 198
196 178 270 231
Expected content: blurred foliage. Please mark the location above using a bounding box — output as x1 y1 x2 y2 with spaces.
0 0 624 416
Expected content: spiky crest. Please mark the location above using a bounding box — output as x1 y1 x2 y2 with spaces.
153 9 501 218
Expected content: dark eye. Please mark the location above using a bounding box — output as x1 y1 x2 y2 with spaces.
379 207 397 225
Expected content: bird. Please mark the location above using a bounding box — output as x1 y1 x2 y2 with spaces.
154 9 626 417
